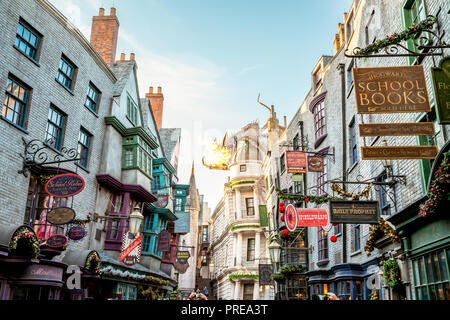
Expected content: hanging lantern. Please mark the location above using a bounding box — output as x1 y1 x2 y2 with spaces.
279 206 285 213
281 229 289 236
280 215 285 222
330 235 337 242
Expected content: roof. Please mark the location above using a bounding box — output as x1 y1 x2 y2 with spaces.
159 128 181 169
110 61 136 96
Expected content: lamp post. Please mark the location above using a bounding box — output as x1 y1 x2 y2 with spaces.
128 205 144 237
268 238 282 300
381 139 393 177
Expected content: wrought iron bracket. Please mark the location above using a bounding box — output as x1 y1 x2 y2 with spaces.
345 11 449 59
18 137 81 177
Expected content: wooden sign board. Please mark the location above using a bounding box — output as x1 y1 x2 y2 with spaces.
286 151 307 173
353 65 431 114
359 122 435 136
361 146 438 159
176 250 190 264
46 207 76 225
431 56 450 124
329 200 379 224
307 156 324 172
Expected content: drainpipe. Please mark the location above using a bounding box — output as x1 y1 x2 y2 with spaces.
337 63 347 264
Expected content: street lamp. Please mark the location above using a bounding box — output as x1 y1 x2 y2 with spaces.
129 205 144 235
268 239 282 264
381 139 393 175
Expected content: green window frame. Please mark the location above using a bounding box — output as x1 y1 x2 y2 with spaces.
126 95 138 125
402 0 428 65
122 135 153 177
15 19 41 61
411 249 450 300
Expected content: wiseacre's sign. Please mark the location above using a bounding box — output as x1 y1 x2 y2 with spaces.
361 146 438 160
353 66 431 114
329 200 379 224
431 56 450 124
359 122 435 137
45 173 85 198
46 207 76 225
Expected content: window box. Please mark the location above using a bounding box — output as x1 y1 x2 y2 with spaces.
316 259 329 267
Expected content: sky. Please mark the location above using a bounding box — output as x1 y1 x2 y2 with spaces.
48 0 353 209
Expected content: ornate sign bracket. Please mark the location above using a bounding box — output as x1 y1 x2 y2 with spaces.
345 11 449 59
18 138 81 177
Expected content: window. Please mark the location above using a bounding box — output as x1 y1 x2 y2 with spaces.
313 67 322 90
293 134 299 151
56 55 76 90
122 136 153 177
45 106 65 150
347 59 355 89
127 95 138 125
294 181 303 194
202 226 208 243
316 149 328 196
353 224 361 252
109 219 121 240
2 76 30 128
280 153 286 173
15 19 40 61
317 228 328 261
313 101 326 140
85 83 100 113
245 198 255 216
77 128 91 168
412 250 449 300
403 0 427 64
240 165 247 172
417 109 438 193
247 238 255 261
337 280 351 300
377 172 391 216
349 117 358 166
144 214 156 230
346 13 354 40
365 10 376 46
243 284 254 300
175 197 183 212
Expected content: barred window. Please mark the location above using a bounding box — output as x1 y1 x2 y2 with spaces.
15 20 40 60
2 76 29 128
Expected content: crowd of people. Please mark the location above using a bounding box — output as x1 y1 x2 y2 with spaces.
187 287 209 300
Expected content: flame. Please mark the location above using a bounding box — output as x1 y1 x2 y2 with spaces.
202 139 231 170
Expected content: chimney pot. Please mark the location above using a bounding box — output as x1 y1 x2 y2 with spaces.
99 8 105 16
110 7 116 16
149 86 154 94
120 53 125 61
157 87 162 94
130 53 135 61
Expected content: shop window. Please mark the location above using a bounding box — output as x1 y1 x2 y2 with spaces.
337 280 352 300
24 175 65 241
247 238 255 261
45 106 65 151
317 228 328 262
116 283 137 300
15 19 41 61
286 277 307 300
85 82 101 114
2 75 30 129
412 250 450 300
12 286 59 300
56 55 77 91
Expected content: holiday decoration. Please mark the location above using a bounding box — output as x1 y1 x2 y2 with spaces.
85 250 102 274
279 206 285 213
9 227 40 259
280 215 285 222
419 151 450 218
276 188 342 204
229 273 259 280
330 235 337 243
271 272 285 282
279 228 305 239
370 290 379 300
365 218 401 256
331 183 372 200
281 229 289 236
383 259 402 289
355 16 436 56
279 202 285 207
279 265 306 275
72 212 93 225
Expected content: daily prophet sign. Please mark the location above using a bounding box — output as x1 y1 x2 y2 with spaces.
329 200 379 224
353 66 431 114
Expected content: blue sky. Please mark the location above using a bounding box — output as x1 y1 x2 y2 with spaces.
49 0 353 208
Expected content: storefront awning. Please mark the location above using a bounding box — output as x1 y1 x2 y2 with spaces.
96 174 157 203
145 204 177 221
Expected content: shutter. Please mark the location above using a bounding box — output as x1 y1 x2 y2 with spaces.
259 205 268 227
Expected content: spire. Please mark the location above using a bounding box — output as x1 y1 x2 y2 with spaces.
191 161 195 175
188 161 200 211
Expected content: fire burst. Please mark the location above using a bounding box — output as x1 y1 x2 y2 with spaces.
202 139 231 170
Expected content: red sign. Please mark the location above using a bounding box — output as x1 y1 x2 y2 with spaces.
45 173 85 198
120 233 143 266
297 208 329 227
285 204 298 232
286 151 307 173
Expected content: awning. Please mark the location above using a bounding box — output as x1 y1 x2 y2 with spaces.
145 204 177 221
96 174 157 203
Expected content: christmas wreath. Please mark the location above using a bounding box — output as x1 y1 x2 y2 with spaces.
9 227 40 259
383 259 402 288
419 151 450 218
85 251 102 274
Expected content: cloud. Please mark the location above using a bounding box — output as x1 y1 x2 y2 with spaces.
236 65 260 77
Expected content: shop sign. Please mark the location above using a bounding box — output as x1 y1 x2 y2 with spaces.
21 264 63 282
284 204 298 232
259 264 274 286
431 56 450 124
307 156 324 172
174 213 190 233
353 66 430 114
45 173 85 198
286 151 307 173
46 234 69 248
67 225 86 241
120 232 143 266
46 207 76 225
173 260 189 274
157 195 169 208
361 146 438 159
359 122 435 136
176 250 190 264
291 174 304 182
157 230 171 252
297 208 328 227
329 200 379 224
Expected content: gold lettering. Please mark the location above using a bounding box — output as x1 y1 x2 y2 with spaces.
403 80 414 90
390 81 402 91
378 82 388 91
372 92 386 105
387 92 402 105
359 93 370 106
415 79 425 90
367 82 377 92
416 91 427 104
403 91 415 104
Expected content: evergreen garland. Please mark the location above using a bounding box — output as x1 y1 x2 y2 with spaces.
228 274 259 280
9 227 40 259
230 224 261 231
383 259 402 288
271 273 285 282
279 264 306 275
276 188 342 204
230 180 255 188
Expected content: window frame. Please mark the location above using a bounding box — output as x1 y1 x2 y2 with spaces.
77 127 92 169
126 94 139 125
56 54 77 91
349 116 358 166
313 100 326 141
84 82 101 114
247 238 255 261
245 197 255 216
45 105 66 151
317 228 329 262
15 18 41 62
280 153 286 173
353 224 361 252
2 75 31 129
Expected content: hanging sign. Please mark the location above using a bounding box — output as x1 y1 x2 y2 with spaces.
307 156 324 172
67 225 86 241
120 232 143 266
46 207 76 225
286 151 307 173
157 230 171 252
176 250 190 264
284 204 298 232
297 208 328 227
361 146 438 159
174 213 190 233
46 234 69 248
431 56 450 124
292 174 304 182
157 195 169 208
329 200 380 224
259 264 274 285
359 122 435 136
45 173 85 198
353 65 431 114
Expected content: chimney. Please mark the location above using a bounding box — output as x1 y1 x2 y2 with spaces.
146 86 164 131
90 8 120 66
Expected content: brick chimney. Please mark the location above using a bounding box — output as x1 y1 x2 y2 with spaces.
90 8 120 66
146 86 164 131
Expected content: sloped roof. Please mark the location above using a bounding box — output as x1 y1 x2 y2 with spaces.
110 61 136 96
159 128 181 164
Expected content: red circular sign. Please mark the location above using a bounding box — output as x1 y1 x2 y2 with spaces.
285 204 297 232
